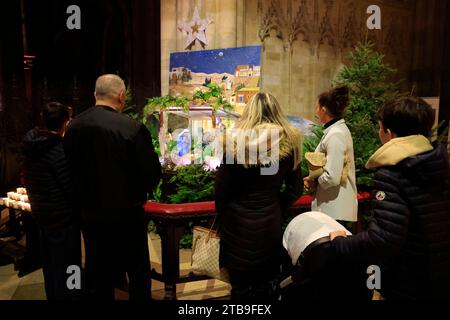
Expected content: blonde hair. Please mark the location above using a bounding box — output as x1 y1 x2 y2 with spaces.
236 92 302 169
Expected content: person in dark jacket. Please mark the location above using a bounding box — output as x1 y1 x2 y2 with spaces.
330 96 450 300
22 102 81 300
63 74 162 301
280 212 370 301
215 92 303 301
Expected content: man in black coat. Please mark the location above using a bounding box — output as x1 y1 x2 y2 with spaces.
22 102 81 300
330 97 450 300
64 74 162 300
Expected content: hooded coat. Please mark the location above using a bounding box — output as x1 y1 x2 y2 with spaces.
333 135 450 300
215 124 303 277
22 128 76 229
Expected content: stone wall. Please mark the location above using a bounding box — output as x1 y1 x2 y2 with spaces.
161 0 417 120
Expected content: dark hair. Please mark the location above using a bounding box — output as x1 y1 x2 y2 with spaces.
318 85 350 118
42 102 70 131
377 96 435 137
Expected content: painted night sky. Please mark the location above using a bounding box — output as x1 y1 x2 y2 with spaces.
170 46 261 74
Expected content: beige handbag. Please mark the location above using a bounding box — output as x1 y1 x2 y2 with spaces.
305 151 349 186
305 152 327 179
191 220 229 282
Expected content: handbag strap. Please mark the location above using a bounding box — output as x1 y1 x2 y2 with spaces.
205 214 218 242
191 234 199 266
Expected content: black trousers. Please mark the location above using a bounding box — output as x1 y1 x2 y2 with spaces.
21 212 41 270
228 267 280 302
39 223 82 300
281 242 371 301
82 220 151 301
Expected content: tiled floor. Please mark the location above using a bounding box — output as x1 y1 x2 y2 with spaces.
0 231 231 300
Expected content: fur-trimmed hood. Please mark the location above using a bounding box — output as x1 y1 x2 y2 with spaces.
220 123 301 168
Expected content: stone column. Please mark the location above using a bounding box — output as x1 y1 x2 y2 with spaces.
161 0 177 95
176 0 192 51
217 0 237 48
236 0 245 47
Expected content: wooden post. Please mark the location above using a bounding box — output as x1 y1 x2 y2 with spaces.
212 109 217 129
159 110 164 129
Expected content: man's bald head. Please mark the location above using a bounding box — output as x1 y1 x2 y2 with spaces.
94 74 126 111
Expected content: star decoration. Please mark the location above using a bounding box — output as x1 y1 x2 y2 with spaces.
178 6 212 50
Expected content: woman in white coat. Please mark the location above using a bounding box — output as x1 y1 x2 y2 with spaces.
304 86 358 222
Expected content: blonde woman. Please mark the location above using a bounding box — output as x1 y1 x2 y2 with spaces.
215 92 303 301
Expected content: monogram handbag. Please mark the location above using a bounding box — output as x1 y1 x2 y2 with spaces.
191 221 229 283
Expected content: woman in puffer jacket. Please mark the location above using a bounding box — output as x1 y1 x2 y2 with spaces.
215 93 303 301
330 96 450 300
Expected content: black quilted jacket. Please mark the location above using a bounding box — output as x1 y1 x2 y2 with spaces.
333 143 450 300
22 128 76 229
